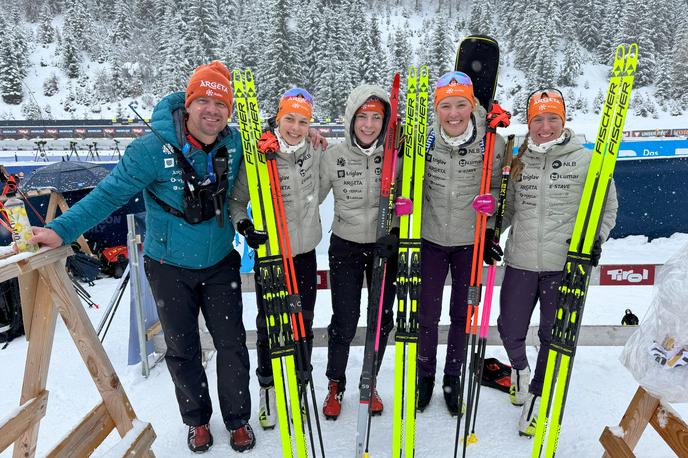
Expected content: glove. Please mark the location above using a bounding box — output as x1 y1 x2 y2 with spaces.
483 228 503 264
591 238 602 267
257 131 279 154
237 219 268 249
375 233 398 259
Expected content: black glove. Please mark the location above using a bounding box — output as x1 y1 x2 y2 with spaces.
483 228 503 264
237 219 268 249
375 233 398 259
591 238 602 267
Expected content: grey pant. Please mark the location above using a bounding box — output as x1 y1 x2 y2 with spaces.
497 266 561 396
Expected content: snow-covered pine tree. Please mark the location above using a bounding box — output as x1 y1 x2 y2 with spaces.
669 9 688 103
110 1 133 62
43 73 59 97
359 17 387 86
0 18 26 105
468 0 492 37
654 59 671 103
558 40 581 87
427 14 452 84
258 0 296 113
576 0 601 53
592 88 604 114
38 4 55 45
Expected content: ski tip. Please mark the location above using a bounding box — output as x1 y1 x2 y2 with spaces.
467 433 478 444
626 43 640 72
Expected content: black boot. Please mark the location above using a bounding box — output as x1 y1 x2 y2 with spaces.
416 375 434 412
443 374 461 416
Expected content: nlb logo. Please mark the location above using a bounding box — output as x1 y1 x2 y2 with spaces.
600 265 655 286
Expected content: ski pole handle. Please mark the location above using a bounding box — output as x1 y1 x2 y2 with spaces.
394 197 413 216
472 194 496 216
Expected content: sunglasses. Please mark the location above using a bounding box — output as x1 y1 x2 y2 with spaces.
436 71 473 88
282 87 314 105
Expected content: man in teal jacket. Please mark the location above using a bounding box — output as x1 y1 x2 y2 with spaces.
31 61 258 453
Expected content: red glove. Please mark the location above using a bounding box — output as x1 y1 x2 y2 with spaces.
487 102 511 129
257 131 279 154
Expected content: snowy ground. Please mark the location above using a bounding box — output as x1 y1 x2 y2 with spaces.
2 233 688 457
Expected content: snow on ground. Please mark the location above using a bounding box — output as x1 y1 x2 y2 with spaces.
2 235 688 457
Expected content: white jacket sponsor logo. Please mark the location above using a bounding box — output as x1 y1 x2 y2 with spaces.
200 80 229 94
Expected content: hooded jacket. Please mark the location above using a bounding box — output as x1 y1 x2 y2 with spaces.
319 84 397 244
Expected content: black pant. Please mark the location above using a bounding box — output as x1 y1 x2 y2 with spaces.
326 234 397 389
255 250 317 386
144 250 250 430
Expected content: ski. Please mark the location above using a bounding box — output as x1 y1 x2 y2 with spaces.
263 126 326 458
532 43 639 458
355 72 401 458
233 69 308 458
454 35 500 112
391 64 429 458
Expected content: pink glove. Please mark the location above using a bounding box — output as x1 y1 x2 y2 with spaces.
472 194 496 216
394 197 413 216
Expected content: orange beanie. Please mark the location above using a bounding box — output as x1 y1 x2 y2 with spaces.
527 89 566 126
276 89 314 121
356 98 386 116
185 61 233 109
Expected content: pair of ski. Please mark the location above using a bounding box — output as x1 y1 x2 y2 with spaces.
353 66 432 458
532 43 639 458
234 69 325 458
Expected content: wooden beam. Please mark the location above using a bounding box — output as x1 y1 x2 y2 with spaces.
13 277 58 458
119 423 156 458
0 391 49 453
41 263 136 436
44 192 59 223
649 404 688 457
53 193 92 255
601 387 660 458
144 321 161 341
600 426 636 457
47 402 115 458
18 270 39 337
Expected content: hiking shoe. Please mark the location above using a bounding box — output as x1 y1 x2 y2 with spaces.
416 375 434 412
510 367 531 406
187 424 213 453
443 374 464 416
371 389 384 416
323 379 344 420
519 393 540 437
259 385 277 430
230 424 256 452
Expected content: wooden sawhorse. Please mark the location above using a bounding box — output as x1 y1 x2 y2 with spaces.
0 246 155 457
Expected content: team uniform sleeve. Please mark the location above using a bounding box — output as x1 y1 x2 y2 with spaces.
228 160 251 230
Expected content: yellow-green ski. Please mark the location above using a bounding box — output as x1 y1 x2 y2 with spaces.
532 43 638 458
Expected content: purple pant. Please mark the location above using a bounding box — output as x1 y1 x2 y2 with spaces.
417 239 473 377
497 266 562 396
